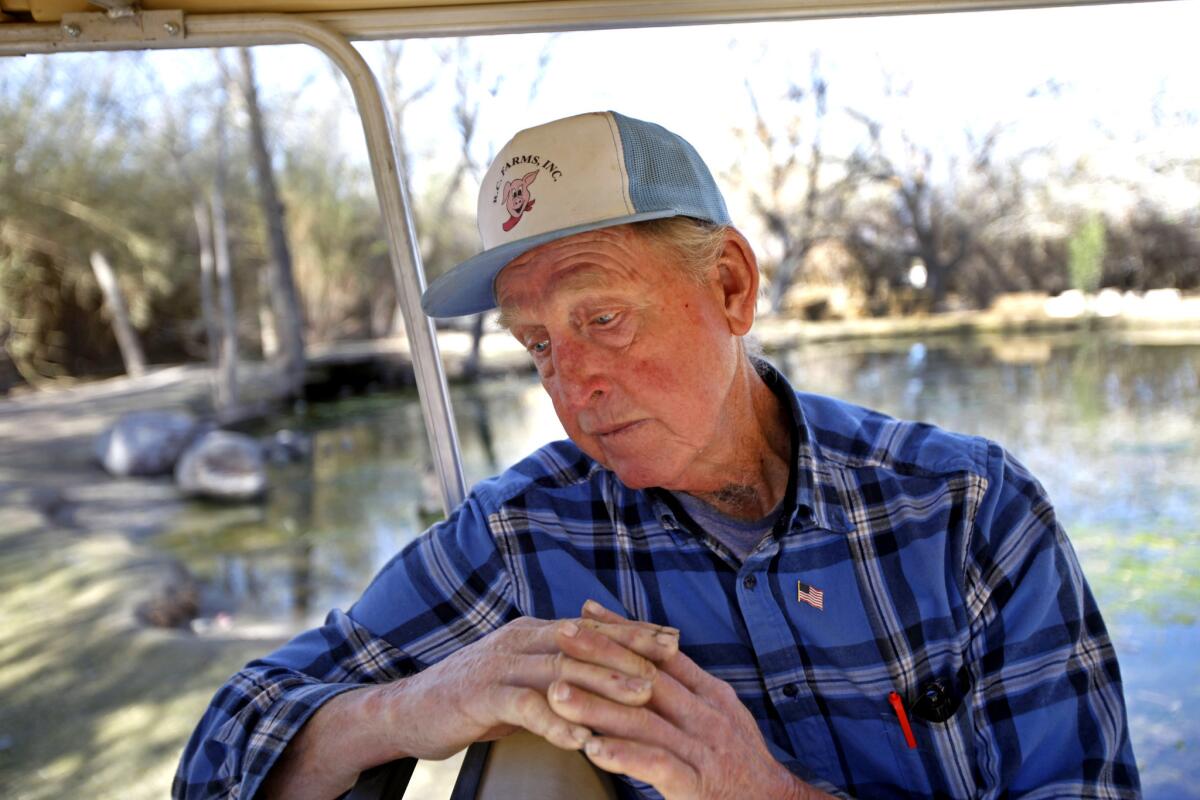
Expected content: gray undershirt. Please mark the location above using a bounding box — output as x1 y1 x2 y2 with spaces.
671 492 784 562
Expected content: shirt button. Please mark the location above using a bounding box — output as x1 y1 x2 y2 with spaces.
742 575 757 590
782 683 799 698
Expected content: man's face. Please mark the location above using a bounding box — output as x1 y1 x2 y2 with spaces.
495 225 743 490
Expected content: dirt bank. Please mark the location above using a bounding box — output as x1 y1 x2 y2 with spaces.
0 365 266 797
0 366 462 798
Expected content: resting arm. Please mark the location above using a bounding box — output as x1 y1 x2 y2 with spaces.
964 444 1140 796
173 495 682 800
258 679 399 799
172 498 516 800
171 611 414 800
257 613 682 800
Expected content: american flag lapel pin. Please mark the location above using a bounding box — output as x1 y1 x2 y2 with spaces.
797 581 824 611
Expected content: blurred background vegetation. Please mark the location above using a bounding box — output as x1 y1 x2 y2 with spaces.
1 14 1197 394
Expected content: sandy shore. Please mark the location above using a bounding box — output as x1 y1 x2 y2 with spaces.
0 365 464 798
0 366 260 797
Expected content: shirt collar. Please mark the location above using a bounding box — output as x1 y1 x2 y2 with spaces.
753 358 854 535
642 358 854 537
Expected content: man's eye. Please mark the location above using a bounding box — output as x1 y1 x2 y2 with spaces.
593 313 617 326
529 340 550 355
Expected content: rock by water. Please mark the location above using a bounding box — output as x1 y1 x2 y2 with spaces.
174 431 267 502
94 411 200 477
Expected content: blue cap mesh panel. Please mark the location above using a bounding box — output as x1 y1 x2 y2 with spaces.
612 111 731 225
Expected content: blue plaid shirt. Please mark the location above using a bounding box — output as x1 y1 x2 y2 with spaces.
175 363 1140 799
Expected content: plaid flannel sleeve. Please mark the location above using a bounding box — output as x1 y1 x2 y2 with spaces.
172 494 518 800
963 444 1141 798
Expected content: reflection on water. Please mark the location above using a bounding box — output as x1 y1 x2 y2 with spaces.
159 376 566 631
157 332 1199 797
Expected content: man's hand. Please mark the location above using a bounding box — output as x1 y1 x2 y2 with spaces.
382 613 681 760
262 612 679 800
544 601 826 800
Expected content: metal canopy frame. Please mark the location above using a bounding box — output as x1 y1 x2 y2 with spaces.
0 0 1142 41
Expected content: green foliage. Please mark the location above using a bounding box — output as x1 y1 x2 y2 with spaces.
280 108 390 340
0 58 225 378
1072 524 1200 625
0 47 496 378
1068 213 1107 293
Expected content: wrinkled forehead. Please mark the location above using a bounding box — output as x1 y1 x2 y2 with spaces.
493 226 652 315
495 265 630 330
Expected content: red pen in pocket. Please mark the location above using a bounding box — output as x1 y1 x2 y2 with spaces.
888 691 918 749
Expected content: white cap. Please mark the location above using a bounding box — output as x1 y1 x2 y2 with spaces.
420 111 731 318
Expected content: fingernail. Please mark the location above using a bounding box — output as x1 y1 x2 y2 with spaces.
624 677 651 692
585 738 603 757
571 725 591 745
552 682 571 702
655 631 678 646
658 626 681 636
560 621 579 638
582 599 603 615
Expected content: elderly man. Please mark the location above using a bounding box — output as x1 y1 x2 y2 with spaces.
176 112 1139 799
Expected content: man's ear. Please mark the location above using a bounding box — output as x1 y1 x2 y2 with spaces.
714 229 759 337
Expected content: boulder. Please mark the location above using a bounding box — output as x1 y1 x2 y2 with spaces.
94 411 200 476
175 430 267 502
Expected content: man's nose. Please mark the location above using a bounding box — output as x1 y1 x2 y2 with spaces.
551 335 608 409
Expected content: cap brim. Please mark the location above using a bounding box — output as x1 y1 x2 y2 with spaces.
420 209 680 318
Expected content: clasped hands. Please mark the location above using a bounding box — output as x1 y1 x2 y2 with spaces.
388 599 811 799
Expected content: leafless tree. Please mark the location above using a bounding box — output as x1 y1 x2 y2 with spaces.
210 83 240 413
728 55 863 314
380 39 442 231
377 38 552 379
236 47 307 397
846 109 1032 310
147 56 241 408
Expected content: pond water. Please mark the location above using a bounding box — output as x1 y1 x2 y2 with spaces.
157 331 1200 797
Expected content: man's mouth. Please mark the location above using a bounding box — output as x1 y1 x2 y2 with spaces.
591 420 646 438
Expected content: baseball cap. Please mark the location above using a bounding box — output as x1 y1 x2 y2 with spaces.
419 111 731 318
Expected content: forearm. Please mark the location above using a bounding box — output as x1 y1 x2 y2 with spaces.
261 683 408 800
176 505 521 800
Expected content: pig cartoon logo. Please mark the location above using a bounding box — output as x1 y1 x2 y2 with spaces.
502 170 538 232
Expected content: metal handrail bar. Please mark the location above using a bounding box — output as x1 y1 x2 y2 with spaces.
4 11 473 793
